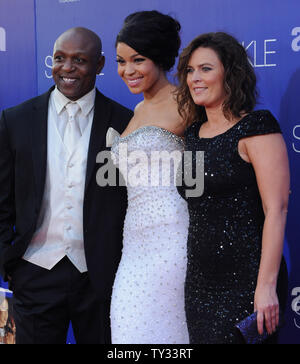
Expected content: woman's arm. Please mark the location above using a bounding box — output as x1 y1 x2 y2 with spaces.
242 133 290 335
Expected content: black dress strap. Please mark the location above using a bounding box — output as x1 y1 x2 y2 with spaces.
237 110 282 140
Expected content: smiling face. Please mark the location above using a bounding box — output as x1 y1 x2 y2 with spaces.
52 29 104 101
116 42 163 95
186 47 227 109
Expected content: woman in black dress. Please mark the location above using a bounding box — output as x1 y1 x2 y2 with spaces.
176 32 290 344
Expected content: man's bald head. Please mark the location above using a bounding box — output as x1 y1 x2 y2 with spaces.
54 27 103 59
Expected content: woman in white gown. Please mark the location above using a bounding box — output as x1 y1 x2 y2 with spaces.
110 11 189 344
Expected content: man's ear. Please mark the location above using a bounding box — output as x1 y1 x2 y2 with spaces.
97 55 105 75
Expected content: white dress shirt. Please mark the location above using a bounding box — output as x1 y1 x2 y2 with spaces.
23 87 96 272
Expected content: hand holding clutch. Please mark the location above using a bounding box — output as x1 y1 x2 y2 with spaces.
235 310 285 344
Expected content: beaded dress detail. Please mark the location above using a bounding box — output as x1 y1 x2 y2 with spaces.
177 110 288 344
110 126 189 344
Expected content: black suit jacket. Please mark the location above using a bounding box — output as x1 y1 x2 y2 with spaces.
0 87 133 300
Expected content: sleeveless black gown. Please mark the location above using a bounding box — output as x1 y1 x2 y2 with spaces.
177 110 288 344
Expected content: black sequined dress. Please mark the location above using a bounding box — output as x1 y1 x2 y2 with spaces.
177 110 288 344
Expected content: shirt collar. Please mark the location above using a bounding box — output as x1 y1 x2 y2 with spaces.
52 87 96 117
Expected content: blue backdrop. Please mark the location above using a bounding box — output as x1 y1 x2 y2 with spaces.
0 0 299 344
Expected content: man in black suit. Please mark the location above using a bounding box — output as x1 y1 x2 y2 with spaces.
0 27 133 344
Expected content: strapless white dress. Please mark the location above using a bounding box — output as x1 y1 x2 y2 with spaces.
110 126 189 344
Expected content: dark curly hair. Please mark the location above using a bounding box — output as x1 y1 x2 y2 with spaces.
115 10 181 72
176 32 258 126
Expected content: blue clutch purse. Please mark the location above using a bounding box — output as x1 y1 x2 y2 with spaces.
235 311 285 345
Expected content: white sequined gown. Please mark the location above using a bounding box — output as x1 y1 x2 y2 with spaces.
110 126 189 344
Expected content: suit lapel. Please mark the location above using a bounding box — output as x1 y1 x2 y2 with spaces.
85 89 111 193
31 87 53 210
